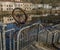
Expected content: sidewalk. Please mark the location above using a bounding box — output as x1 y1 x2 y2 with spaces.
35 42 57 50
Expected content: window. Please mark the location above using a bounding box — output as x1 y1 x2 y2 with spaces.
10 19 12 21
9 5 10 7
1 5 3 7
12 19 13 20
1 8 3 11
0 4 2 7
10 16 11 17
9 5 13 7
7 8 8 10
9 8 10 10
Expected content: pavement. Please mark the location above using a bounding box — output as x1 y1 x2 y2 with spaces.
35 42 57 50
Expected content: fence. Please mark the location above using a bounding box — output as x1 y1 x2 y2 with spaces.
0 23 43 50
0 23 60 50
38 24 60 45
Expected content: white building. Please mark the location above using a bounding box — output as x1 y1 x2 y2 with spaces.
0 1 15 11
0 1 34 24
15 0 20 2
32 4 52 9
0 1 34 11
3 16 15 24
43 4 52 9
14 2 34 11
0 1 54 24
0 1 53 11
23 3 33 11
33 4 43 8
56 7 60 10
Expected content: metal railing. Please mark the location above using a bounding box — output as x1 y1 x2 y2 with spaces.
18 23 43 50
0 23 60 50
0 24 15 50
39 29 60 44
0 23 43 50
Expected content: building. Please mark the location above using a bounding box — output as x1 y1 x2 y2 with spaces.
0 0 20 2
3 15 15 24
0 1 34 11
15 2 33 11
0 1 34 24
15 0 20 2
0 1 15 11
32 4 52 9
43 4 52 9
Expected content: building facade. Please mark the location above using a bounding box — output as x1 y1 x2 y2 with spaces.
0 1 34 24
15 2 34 11
0 1 15 11
3 16 15 24
0 1 34 11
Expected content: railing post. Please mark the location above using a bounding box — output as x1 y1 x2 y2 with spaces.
10 31 12 50
17 23 40 50
36 24 39 42
0 30 2 50
5 29 15 50
2 25 7 50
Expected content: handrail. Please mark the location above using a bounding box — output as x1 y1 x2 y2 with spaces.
17 23 43 50
2 25 15 50
0 23 60 50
